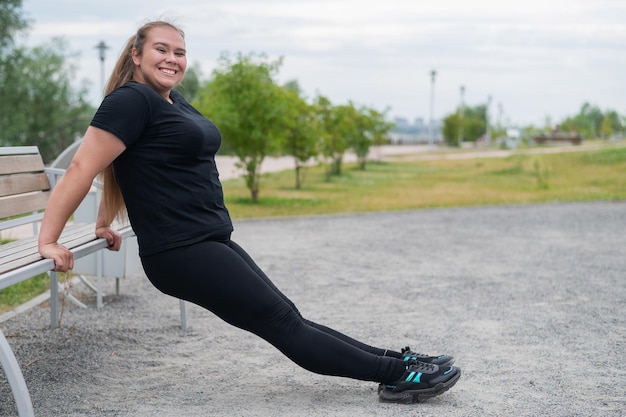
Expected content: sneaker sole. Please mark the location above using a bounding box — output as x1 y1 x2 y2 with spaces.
377 359 455 394
378 369 461 404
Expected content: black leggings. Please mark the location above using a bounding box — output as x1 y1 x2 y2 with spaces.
141 237 406 383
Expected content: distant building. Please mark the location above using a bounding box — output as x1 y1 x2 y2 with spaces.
389 117 443 144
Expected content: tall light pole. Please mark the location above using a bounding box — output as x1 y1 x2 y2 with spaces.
485 94 492 145
429 69 437 147
458 85 465 147
95 41 110 99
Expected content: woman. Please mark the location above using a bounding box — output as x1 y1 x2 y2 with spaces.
38 20 460 404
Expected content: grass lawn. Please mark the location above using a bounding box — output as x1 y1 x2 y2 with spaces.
0 271 49 314
222 143 626 219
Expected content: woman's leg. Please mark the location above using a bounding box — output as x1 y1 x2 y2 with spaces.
226 240 455 368
225 239 403 359
141 240 406 383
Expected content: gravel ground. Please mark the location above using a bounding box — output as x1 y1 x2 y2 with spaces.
1 201 625 416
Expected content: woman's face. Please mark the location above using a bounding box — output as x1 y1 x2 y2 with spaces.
132 26 187 101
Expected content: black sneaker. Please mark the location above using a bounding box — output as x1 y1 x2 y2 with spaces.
378 361 461 404
401 346 454 367
378 346 455 394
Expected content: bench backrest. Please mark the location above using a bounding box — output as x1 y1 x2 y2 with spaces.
0 147 51 231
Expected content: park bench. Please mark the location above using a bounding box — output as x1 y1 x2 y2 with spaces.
0 145 137 417
534 132 583 145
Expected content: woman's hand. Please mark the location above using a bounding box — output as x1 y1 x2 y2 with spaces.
38 227 121 273
96 226 123 251
39 242 74 273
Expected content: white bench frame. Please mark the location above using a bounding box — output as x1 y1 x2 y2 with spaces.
0 146 136 417
0 226 135 417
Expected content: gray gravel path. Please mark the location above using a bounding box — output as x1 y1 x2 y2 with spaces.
1 201 625 416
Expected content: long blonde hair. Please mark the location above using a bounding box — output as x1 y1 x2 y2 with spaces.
100 20 185 225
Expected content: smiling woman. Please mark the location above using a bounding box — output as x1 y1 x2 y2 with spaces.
130 26 187 101
36 18 461 406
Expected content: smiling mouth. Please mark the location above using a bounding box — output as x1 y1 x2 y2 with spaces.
159 68 176 75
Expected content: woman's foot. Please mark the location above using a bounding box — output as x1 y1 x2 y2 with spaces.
378 361 461 404
378 346 456 394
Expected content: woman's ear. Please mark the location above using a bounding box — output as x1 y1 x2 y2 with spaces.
131 48 140 66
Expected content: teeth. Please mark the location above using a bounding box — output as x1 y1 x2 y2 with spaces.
160 69 175 75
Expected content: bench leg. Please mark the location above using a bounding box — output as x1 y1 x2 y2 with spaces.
58 287 87 309
49 271 59 329
0 330 35 417
96 250 103 309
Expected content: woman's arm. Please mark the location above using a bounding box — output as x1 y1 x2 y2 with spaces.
38 126 126 272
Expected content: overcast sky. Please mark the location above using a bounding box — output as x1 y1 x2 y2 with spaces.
20 0 626 126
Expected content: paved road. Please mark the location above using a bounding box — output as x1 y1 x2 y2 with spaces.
1 201 624 416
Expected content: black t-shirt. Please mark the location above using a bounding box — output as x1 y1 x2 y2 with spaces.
90 82 233 256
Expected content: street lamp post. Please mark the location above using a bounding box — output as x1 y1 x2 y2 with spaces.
95 41 110 99
485 94 492 145
459 85 465 147
429 69 437 148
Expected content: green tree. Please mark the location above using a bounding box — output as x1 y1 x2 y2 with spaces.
442 104 486 145
364 108 393 163
560 102 605 139
600 114 613 139
600 110 623 138
335 102 360 171
194 52 288 202
442 111 461 147
315 96 351 178
0 38 94 162
349 106 392 170
0 0 29 50
281 80 319 189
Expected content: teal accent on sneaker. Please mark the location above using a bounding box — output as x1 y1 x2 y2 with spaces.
403 371 423 383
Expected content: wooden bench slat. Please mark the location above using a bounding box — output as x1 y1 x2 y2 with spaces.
0 155 45 175
1 254 46 274
0 223 97 274
0 224 92 258
0 224 94 257
0 146 39 157
0 173 50 198
0 192 51 218
0 237 39 258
